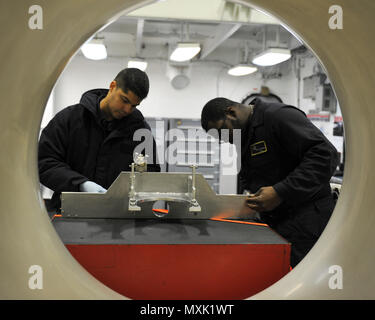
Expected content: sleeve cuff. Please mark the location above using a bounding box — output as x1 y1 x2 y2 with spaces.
273 181 290 203
71 177 89 192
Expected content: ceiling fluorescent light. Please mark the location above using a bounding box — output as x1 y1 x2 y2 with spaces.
81 39 107 60
128 59 148 71
228 64 258 76
170 43 201 62
252 48 291 66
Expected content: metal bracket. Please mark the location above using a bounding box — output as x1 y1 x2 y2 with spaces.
188 165 201 212
61 172 255 219
128 163 201 213
128 163 141 211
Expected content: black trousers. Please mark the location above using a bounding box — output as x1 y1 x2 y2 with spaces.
263 195 336 268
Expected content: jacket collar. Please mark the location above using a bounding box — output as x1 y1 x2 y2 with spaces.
248 98 264 128
80 88 108 117
241 98 264 146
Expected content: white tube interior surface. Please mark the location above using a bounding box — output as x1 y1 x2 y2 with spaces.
0 0 374 299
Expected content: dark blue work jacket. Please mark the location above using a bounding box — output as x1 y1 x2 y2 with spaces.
38 88 160 210
239 99 339 217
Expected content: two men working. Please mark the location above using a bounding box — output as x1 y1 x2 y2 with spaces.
39 68 339 267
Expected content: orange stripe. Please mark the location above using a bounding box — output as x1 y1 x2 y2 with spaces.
152 209 169 214
210 217 268 227
51 214 62 221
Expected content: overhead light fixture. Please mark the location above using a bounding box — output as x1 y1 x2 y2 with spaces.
252 48 291 66
228 64 258 76
127 59 148 71
81 38 107 60
170 43 201 62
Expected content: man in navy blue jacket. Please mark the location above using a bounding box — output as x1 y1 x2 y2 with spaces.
39 68 160 211
201 97 339 267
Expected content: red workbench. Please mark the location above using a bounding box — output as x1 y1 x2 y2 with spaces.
52 218 290 299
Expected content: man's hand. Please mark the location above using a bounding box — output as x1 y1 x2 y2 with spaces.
246 186 283 212
79 181 107 193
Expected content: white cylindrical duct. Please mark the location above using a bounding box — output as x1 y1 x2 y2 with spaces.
166 62 192 90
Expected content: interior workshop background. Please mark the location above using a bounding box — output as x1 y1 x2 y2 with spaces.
39 0 345 199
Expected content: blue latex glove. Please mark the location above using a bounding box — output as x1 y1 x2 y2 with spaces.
79 181 107 193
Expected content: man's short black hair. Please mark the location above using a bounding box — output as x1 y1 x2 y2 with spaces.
114 68 150 100
201 97 239 131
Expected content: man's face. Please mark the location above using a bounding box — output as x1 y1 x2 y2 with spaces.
207 117 236 144
105 82 142 120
